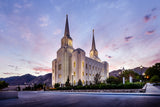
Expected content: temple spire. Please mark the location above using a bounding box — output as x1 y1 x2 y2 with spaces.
64 14 70 37
91 29 96 50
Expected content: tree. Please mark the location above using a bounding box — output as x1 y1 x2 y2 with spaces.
65 76 71 87
94 73 101 84
54 83 60 88
78 79 82 86
120 70 140 81
150 75 160 83
145 63 160 79
0 81 9 89
106 76 120 84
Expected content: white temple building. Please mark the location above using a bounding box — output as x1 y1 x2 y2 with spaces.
52 15 109 87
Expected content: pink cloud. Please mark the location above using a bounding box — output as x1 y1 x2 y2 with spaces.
149 59 160 66
146 30 155 35
33 67 52 72
3 72 20 75
153 16 157 19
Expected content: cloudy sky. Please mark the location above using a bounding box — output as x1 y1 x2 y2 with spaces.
0 0 160 78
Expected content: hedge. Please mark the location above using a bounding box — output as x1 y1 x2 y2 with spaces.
51 82 145 90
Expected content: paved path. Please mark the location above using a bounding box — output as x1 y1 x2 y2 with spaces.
146 83 160 94
0 91 160 107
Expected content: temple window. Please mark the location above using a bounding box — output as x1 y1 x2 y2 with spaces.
58 74 62 78
82 61 84 67
82 72 84 76
74 62 76 68
58 64 61 70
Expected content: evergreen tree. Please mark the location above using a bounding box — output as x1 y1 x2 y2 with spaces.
65 76 71 87
94 73 101 84
78 79 82 86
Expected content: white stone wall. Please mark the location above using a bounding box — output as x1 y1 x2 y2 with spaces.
71 49 86 86
52 59 57 87
52 48 109 87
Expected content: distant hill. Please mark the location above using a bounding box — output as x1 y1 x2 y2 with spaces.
109 67 148 77
0 73 52 86
28 73 52 86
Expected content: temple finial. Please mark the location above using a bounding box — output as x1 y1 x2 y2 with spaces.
64 14 70 37
91 29 96 50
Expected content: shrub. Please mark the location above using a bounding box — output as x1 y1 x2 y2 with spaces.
54 83 60 88
150 75 160 83
106 76 120 84
0 81 9 89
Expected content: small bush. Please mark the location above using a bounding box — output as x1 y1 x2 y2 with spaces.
54 83 60 88
78 79 82 86
150 75 160 83
0 81 9 89
106 76 121 84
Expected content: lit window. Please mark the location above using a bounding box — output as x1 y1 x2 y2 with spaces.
74 80 76 85
74 72 76 76
74 62 76 68
58 64 61 70
82 61 84 67
89 74 91 76
82 80 84 84
58 74 62 78
82 72 84 76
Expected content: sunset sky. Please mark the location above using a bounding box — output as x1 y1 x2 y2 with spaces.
0 0 160 78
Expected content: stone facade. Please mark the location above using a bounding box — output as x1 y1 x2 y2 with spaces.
52 15 109 87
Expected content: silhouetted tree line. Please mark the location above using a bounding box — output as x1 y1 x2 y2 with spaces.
0 80 9 89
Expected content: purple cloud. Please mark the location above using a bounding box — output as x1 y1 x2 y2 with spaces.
3 72 20 75
124 36 133 42
152 8 157 11
144 14 151 22
105 55 112 59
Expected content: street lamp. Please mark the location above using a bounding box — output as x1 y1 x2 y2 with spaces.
140 65 143 82
121 67 125 84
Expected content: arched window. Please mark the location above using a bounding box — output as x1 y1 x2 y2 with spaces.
82 72 84 76
74 62 76 68
74 80 76 85
58 74 62 78
82 61 84 67
82 80 84 85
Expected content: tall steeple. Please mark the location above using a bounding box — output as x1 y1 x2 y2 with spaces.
61 14 73 48
90 29 101 62
64 14 70 37
91 29 96 51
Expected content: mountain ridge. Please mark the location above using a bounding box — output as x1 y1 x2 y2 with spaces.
0 67 148 86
